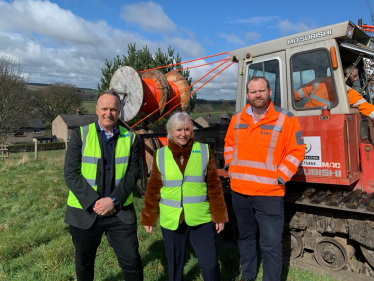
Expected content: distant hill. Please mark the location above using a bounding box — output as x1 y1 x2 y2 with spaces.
26 83 97 101
26 84 233 104
195 99 235 105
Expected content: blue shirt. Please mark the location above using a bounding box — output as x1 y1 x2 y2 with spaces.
246 105 270 124
98 122 118 140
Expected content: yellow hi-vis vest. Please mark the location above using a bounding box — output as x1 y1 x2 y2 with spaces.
67 122 135 209
156 142 211 230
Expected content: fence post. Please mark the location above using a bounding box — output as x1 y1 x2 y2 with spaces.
33 138 38 160
0 143 9 160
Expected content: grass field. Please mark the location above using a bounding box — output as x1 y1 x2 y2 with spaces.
190 112 225 119
0 150 338 281
81 100 97 114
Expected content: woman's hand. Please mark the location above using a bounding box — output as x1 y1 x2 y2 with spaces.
144 225 153 233
215 223 225 234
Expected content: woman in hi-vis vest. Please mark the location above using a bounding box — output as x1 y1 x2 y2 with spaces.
141 112 228 281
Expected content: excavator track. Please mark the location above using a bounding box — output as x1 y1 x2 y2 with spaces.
283 185 374 277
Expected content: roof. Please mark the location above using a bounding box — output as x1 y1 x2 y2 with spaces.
30 118 45 129
228 21 371 61
59 114 98 128
194 116 221 128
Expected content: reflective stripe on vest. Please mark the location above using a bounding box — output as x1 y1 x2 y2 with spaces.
298 87 307 98
67 123 135 209
309 92 332 106
156 142 211 230
309 78 331 106
230 108 291 184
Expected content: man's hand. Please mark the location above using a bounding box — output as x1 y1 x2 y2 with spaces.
93 197 115 216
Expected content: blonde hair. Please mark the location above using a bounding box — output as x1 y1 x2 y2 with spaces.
166 112 194 140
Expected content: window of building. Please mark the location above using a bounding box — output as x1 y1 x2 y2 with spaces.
247 59 281 107
14 130 25 137
34 128 41 134
291 49 337 110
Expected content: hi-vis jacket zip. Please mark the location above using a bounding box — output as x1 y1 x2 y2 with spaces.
224 102 305 196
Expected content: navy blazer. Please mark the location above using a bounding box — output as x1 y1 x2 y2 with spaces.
64 121 140 229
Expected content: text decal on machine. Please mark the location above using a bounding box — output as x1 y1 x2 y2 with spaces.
302 136 322 167
287 29 332 45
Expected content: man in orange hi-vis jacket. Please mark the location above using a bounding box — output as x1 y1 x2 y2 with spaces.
294 76 336 108
344 64 374 120
224 76 305 281
294 64 374 120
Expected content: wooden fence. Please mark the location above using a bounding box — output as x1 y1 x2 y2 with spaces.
0 144 9 160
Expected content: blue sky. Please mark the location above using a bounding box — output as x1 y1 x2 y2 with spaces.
0 0 373 100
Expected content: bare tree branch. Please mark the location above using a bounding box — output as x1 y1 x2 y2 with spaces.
33 82 82 124
0 56 31 143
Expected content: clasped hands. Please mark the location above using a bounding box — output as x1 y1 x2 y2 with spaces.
93 197 116 216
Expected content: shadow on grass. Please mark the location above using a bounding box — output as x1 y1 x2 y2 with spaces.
100 239 168 281
141 239 169 281
141 239 207 281
216 236 294 281
218 242 241 281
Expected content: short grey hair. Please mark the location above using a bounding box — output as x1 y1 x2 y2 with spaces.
166 112 194 141
97 88 121 105
343 64 357 75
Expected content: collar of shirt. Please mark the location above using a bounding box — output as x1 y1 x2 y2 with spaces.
246 104 270 124
98 122 118 140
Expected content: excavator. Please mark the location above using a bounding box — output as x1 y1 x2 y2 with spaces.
109 20 374 277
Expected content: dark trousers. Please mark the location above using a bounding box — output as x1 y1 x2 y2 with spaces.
161 222 220 281
232 191 284 281
69 216 143 281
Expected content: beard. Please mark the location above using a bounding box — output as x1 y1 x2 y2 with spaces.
250 97 270 109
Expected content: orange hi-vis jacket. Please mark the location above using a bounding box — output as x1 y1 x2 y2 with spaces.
224 102 305 197
347 86 374 120
294 77 336 108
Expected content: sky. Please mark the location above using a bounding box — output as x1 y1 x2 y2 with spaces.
0 0 373 100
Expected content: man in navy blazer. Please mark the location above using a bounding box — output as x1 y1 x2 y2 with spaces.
64 89 143 281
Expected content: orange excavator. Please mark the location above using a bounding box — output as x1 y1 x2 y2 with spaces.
109 20 374 277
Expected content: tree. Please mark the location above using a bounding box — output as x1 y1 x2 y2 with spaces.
194 103 213 114
97 44 196 117
221 100 235 113
0 56 31 143
33 82 82 124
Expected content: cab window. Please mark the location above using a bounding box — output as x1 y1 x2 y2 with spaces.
247 59 281 106
291 50 337 110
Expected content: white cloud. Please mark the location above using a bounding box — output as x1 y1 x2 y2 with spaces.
0 0 206 91
187 59 238 100
277 20 312 34
244 31 261 42
217 33 245 46
227 15 316 37
120 1 176 33
0 0 103 45
167 37 205 58
228 16 280 26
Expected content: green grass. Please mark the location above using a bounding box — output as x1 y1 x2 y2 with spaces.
0 150 338 281
26 85 45 92
81 100 97 114
190 111 228 119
